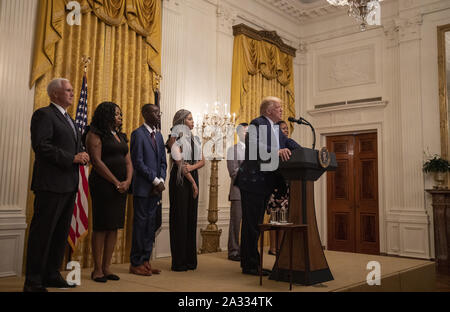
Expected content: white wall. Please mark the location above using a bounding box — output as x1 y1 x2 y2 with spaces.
299 0 450 259
0 0 38 276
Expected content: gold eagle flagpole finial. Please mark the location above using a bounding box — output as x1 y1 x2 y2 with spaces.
81 55 91 74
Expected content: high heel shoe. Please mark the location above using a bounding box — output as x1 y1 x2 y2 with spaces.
91 272 107 283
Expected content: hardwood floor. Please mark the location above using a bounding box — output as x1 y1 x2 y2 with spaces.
436 266 450 291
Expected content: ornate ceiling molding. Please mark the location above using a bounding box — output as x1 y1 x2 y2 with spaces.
256 0 342 23
232 23 297 56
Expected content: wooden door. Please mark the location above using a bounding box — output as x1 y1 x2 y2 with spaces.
326 133 379 255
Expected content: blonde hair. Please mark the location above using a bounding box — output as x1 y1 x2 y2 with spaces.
260 96 281 115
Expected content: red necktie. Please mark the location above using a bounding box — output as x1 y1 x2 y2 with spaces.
150 131 157 150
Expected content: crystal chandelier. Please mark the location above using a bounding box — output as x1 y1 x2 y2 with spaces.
327 0 383 31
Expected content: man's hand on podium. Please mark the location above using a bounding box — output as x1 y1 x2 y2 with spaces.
279 148 291 162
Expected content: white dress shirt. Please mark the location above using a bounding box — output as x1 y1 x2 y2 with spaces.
51 102 67 115
266 116 280 150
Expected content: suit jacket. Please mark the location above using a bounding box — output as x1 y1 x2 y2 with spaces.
130 125 167 198
30 104 82 193
236 115 301 196
227 142 245 201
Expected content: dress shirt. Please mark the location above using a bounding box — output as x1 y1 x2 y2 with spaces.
265 116 279 150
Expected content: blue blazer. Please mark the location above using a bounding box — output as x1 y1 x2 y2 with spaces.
130 125 167 197
236 115 301 196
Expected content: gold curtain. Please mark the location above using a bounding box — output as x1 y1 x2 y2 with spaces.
230 34 295 132
25 0 162 269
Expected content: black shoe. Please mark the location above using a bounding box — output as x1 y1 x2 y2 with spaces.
44 275 76 288
228 255 241 262
91 272 108 283
105 274 120 281
242 268 269 276
23 284 48 292
262 268 272 274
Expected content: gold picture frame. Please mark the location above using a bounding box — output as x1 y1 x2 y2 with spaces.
437 24 450 187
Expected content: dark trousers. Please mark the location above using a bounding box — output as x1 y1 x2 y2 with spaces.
25 191 76 285
240 190 269 271
228 200 242 257
130 196 159 267
169 169 199 271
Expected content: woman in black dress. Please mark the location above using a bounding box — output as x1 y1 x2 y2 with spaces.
85 102 133 282
166 109 205 271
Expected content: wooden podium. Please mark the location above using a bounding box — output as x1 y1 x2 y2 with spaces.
269 147 337 285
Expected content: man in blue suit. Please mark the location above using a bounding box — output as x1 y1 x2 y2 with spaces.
236 96 301 276
130 104 167 276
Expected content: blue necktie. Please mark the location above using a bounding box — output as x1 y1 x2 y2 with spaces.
64 112 77 137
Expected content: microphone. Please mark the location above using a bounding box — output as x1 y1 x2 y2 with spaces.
288 116 316 150
288 116 305 125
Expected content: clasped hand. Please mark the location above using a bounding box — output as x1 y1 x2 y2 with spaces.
183 164 194 174
73 152 90 165
116 181 130 193
150 182 165 196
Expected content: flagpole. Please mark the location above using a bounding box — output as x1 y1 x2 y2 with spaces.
67 56 91 266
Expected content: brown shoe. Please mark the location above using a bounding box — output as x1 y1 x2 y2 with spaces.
129 264 151 276
144 261 161 275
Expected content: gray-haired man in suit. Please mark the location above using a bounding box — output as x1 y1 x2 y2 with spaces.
226 123 248 262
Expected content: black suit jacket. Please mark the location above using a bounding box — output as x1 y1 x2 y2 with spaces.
30 104 82 193
236 115 301 196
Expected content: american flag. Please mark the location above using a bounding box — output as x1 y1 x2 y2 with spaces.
68 73 89 251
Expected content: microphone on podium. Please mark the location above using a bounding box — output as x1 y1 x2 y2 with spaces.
288 116 306 125
288 116 316 150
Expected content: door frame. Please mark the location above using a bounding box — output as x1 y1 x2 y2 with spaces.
314 122 385 254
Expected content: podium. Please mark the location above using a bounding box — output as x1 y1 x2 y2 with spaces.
269 147 337 285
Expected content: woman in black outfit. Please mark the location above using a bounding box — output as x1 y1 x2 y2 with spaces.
85 102 133 282
166 109 204 271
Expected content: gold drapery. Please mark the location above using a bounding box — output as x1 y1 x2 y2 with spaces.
25 0 162 270
30 0 161 87
230 33 295 132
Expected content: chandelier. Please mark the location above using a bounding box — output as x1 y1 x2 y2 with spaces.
327 0 383 31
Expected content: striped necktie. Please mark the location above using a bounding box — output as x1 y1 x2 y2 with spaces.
150 131 157 151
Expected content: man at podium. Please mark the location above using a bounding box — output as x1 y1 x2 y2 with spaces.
236 96 301 276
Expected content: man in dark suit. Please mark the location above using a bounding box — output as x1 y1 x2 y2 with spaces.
24 78 90 292
226 123 248 262
236 96 301 276
129 104 167 276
